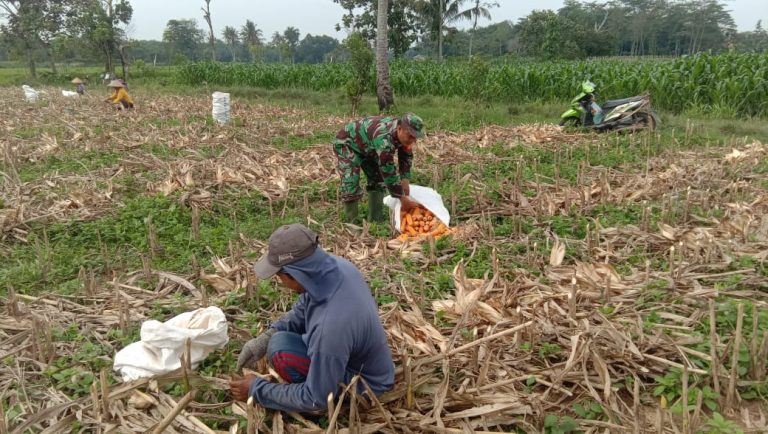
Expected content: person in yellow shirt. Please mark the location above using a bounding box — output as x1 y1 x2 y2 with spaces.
105 79 134 110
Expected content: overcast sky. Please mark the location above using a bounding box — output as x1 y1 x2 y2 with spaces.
127 0 768 41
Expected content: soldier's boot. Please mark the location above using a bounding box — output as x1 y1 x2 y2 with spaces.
343 201 359 224
368 191 386 223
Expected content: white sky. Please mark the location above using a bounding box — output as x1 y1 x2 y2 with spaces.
127 0 768 41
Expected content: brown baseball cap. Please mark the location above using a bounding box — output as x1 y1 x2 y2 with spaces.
253 224 319 279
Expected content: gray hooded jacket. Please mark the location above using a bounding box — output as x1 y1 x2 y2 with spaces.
248 248 394 412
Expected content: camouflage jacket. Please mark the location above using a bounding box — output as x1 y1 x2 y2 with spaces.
338 115 413 197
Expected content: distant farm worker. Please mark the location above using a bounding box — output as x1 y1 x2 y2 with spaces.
105 79 134 110
230 223 394 413
333 113 424 223
71 77 85 95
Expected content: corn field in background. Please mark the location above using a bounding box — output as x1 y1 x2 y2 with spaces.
177 52 768 117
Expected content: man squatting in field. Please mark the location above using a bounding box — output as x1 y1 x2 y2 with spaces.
229 223 394 413
333 113 425 223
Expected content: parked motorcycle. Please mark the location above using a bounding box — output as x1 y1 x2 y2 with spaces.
559 81 658 132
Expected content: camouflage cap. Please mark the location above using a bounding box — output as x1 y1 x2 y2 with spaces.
401 113 425 139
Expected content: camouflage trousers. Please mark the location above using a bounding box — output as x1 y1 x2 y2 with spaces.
333 132 385 203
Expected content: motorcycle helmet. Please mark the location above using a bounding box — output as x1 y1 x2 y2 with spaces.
581 80 596 94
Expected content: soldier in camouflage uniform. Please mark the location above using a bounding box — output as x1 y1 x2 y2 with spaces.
333 113 424 223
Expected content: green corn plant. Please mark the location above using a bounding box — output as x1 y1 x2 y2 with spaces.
175 53 768 117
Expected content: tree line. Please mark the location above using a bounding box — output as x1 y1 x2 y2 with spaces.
1 0 766 79
0 0 132 77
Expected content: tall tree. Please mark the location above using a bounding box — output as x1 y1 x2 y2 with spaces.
68 0 133 74
163 19 205 61
283 26 300 62
556 0 615 57
0 0 42 77
376 0 394 111
0 0 70 77
683 0 735 54
517 10 583 59
415 0 469 59
736 20 768 52
332 0 420 57
201 0 215 60
222 25 238 61
295 34 339 63
456 0 498 57
240 20 263 61
269 31 287 62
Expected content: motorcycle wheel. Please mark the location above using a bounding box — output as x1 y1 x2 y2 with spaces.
632 111 657 130
558 117 581 127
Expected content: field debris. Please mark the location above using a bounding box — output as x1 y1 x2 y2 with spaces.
1 87 767 433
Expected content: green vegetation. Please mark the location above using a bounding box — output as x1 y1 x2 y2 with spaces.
343 33 374 114
2 0 767 432
544 414 579 434
703 412 745 434
2 59 767 430
177 52 768 117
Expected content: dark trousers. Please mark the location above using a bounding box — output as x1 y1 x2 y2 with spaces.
267 331 310 383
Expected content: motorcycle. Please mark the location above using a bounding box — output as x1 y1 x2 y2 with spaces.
559 80 659 132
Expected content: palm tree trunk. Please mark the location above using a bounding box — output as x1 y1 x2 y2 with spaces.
438 0 444 60
376 0 394 111
469 11 479 58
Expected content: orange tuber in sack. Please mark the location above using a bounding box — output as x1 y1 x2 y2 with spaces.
396 205 449 241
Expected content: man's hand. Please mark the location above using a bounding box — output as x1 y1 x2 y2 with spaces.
236 329 277 371
399 195 418 212
401 179 410 196
229 374 258 402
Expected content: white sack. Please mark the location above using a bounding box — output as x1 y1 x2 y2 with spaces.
113 306 229 381
22 85 39 102
212 91 230 125
61 90 79 97
384 184 451 233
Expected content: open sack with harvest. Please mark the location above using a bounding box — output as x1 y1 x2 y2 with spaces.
384 184 451 241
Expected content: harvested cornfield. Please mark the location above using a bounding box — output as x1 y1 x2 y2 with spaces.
1 86 767 433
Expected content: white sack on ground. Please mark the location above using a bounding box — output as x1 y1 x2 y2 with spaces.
23 85 39 102
211 91 230 125
113 306 229 381
384 184 451 233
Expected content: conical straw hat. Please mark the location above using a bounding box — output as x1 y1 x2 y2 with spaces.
71 77 83 84
107 79 124 88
